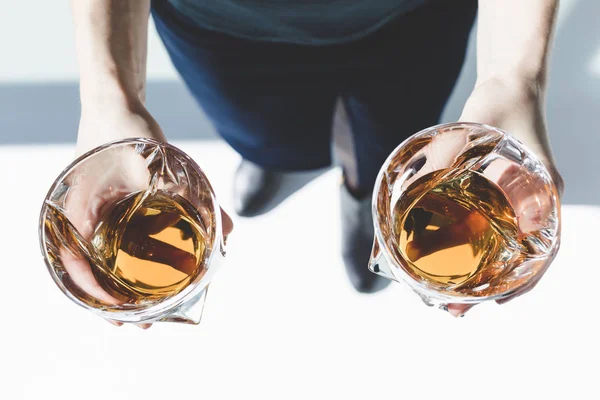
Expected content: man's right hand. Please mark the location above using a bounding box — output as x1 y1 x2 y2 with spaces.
71 106 233 328
69 1 233 328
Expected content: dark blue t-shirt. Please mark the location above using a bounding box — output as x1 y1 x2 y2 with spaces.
166 0 425 44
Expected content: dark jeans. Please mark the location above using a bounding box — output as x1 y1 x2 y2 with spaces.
152 0 477 192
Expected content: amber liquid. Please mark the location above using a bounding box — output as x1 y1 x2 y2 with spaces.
90 190 208 303
393 169 521 292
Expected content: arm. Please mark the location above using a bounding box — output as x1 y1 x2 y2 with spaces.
65 1 167 326
475 0 558 87
460 0 563 193
71 0 165 154
451 1 562 316
67 2 233 328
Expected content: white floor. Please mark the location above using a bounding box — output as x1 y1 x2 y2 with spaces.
1 141 599 400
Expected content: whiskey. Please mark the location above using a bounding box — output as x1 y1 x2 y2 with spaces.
91 190 209 302
392 169 523 295
370 123 560 304
39 138 230 325
45 190 210 306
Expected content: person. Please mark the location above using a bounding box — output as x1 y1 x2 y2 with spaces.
69 0 564 323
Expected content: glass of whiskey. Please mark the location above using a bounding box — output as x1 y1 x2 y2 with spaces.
370 123 561 308
39 138 226 325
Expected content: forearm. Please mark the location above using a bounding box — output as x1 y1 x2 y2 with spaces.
462 0 563 191
71 0 150 112
476 0 559 91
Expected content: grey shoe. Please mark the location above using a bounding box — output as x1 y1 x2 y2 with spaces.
340 183 391 293
233 160 283 217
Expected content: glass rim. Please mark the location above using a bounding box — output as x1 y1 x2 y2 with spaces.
38 137 225 322
370 122 561 304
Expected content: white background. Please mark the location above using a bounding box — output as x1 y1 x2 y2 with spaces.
1 142 599 400
0 1 599 399
0 1 176 82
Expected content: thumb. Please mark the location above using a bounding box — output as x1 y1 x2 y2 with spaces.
444 303 476 318
221 208 234 237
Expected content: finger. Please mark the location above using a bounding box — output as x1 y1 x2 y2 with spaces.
402 132 469 188
549 166 565 198
483 159 516 186
489 162 556 232
495 251 552 305
106 319 124 327
130 210 182 235
407 211 489 261
416 191 472 220
60 248 123 305
221 208 234 237
495 274 544 305
427 131 469 171
445 303 476 318
136 323 152 330
51 200 126 305
122 233 198 275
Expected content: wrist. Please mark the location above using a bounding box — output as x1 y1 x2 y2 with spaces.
80 69 145 116
76 101 165 156
474 73 546 106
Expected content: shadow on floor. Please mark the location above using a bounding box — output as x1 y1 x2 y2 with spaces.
239 167 333 217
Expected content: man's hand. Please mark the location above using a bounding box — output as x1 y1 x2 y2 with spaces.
69 0 234 328
62 148 233 328
442 0 562 317
444 78 563 318
460 77 563 194
67 110 233 328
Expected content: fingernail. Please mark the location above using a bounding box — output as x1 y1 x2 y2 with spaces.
405 242 421 262
136 323 151 330
446 304 475 318
107 320 123 327
439 304 466 317
496 294 519 305
454 307 473 318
